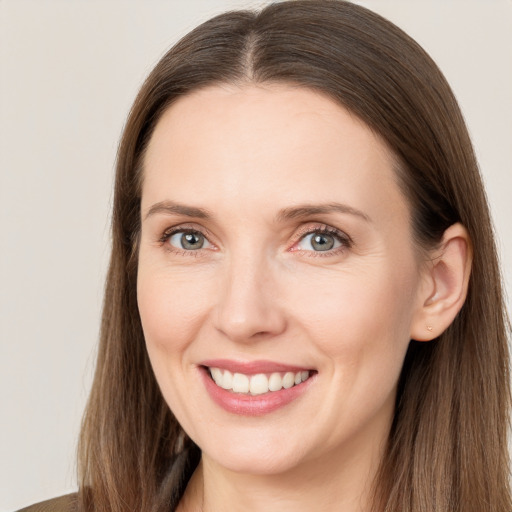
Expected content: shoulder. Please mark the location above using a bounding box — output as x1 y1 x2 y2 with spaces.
16 493 78 512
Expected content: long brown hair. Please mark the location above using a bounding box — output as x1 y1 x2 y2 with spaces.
78 1 511 510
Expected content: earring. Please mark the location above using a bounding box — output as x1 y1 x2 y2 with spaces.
426 325 433 332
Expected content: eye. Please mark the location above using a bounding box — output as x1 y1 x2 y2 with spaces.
295 229 349 253
167 230 212 251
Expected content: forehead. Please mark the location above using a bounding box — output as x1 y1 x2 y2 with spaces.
141 84 408 227
145 83 391 168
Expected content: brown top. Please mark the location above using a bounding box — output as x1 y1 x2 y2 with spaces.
16 493 77 512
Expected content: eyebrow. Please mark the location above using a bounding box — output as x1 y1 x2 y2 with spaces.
144 200 371 223
275 203 371 223
144 200 213 221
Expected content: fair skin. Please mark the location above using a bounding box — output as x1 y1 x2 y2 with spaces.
137 84 471 512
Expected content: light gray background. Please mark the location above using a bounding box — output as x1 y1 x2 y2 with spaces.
1 1 511 510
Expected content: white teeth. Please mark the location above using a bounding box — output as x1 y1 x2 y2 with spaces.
268 372 283 392
282 372 295 389
249 373 268 395
232 373 250 393
210 367 223 383
220 370 233 390
209 367 311 395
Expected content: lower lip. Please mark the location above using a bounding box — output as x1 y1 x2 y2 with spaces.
200 367 315 416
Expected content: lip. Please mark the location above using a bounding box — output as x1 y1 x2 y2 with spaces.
199 362 316 416
200 358 312 375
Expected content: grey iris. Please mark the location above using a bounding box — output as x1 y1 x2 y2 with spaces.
311 233 335 251
181 232 204 250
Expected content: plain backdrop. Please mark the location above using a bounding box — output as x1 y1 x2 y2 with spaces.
1 1 511 510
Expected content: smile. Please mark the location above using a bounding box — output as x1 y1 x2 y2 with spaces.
208 367 311 395
199 361 316 416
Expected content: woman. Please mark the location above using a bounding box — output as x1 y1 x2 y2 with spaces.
19 1 510 511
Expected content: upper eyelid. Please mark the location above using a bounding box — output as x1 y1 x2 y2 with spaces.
292 223 352 243
159 222 348 237
160 223 215 241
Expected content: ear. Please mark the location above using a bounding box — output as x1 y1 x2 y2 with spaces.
410 223 472 341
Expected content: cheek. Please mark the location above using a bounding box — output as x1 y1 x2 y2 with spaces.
137 268 213 353
283 260 419 365
136 267 214 429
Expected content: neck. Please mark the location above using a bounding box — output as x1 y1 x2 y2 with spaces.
178 431 386 512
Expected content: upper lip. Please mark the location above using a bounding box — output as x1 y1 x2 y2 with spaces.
200 359 313 375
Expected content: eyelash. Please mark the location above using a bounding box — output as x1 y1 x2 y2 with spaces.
158 223 352 257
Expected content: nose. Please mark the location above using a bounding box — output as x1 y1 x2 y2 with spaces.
213 251 287 343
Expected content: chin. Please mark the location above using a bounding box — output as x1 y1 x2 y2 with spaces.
208 448 305 476
197 428 309 476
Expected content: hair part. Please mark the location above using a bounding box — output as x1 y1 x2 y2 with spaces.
78 2 511 511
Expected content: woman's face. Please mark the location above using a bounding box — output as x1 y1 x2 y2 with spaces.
137 84 428 476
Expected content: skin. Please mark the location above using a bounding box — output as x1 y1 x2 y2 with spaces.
137 84 456 511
